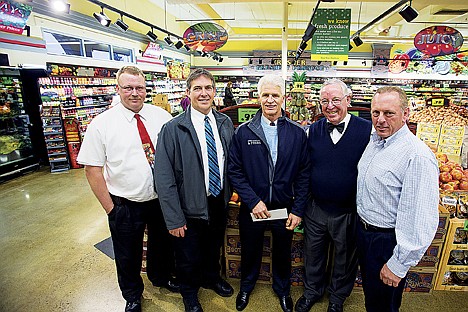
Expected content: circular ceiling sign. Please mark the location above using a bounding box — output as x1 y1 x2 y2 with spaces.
414 26 464 57
183 22 228 52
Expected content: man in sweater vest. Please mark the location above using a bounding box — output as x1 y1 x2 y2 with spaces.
295 79 372 312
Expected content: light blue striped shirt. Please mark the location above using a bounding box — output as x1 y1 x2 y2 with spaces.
357 125 439 278
261 115 278 165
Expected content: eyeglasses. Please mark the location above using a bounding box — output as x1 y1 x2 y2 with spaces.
119 85 146 93
320 95 347 106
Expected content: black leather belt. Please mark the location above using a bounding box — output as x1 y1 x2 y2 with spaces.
359 217 395 233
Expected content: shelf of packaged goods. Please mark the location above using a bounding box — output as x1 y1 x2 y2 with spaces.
43 131 63 135
47 152 67 157
61 103 109 111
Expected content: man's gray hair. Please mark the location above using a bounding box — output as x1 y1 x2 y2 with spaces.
258 74 285 96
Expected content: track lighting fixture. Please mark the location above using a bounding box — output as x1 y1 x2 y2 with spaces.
399 3 418 22
332 61 338 66
164 36 174 45
175 41 184 49
218 57 223 63
50 0 70 14
114 15 129 32
343 61 348 66
362 60 367 66
353 36 363 47
184 44 191 52
349 43 354 51
197 51 203 56
93 7 111 27
317 61 322 65
146 28 158 42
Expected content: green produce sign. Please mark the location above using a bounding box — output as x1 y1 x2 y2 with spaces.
238 108 259 123
311 9 351 61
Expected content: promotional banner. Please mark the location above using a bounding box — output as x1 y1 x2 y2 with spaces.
183 22 228 52
311 9 351 62
414 26 464 57
0 0 33 35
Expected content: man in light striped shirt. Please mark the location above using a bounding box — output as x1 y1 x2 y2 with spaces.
356 86 439 312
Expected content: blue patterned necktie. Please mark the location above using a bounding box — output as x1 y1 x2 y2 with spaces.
205 116 222 196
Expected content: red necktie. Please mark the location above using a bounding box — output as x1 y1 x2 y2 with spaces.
134 114 155 168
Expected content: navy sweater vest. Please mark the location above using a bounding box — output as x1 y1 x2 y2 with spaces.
308 115 372 214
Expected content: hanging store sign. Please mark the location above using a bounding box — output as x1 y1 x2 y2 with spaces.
183 22 228 52
414 26 464 57
311 9 351 62
0 0 33 35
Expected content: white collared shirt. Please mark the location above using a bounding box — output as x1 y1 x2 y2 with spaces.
77 102 172 202
327 113 351 144
191 108 225 195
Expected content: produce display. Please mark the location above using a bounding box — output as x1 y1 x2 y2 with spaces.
437 152 468 191
409 105 468 126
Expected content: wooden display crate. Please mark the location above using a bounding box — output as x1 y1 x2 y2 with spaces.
226 203 240 229
290 265 305 286
224 228 272 258
434 218 468 291
355 267 436 293
226 255 272 284
433 205 450 243
412 242 443 269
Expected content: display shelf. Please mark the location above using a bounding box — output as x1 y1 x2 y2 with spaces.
145 75 186 114
40 102 69 172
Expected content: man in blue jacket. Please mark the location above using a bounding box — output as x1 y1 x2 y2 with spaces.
154 68 235 312
295 79 372 312
228 74 310 312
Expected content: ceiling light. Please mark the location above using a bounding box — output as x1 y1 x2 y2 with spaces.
349 43 354 51
164 36 173 45
146 28 158 42
399 4 419 22
175 41 184 49
114 16 128 32
332 61 337 66
212 54 219 61
218 57 223 63
93 7 111 27
184 44 191 52
50 0 70 14
353 36 363 47
343 61 348 66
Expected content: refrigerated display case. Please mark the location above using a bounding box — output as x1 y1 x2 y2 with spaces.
0 67 39 180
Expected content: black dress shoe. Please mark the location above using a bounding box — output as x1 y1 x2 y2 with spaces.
153 278 180 293
183 298 204 312
235 291 250 311
125 300 141 312
327 302 343 312
203 279 234 297
279 295 293 312
294 295 318 312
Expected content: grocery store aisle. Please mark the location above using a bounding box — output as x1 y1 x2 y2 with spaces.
0 168 466 312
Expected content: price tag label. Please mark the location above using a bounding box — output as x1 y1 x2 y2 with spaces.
238 108 259 123
431 98 444 106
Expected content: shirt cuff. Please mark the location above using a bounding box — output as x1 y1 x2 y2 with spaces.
386 256 410 278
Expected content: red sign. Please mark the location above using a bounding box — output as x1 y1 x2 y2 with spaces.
414 26 464 57
0 0 32 34
183 22 228 52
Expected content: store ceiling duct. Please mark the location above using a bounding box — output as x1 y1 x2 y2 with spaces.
50 0 70 14
115 16 129 32
93 7 111 27
146 28 158 42
399 4 419 22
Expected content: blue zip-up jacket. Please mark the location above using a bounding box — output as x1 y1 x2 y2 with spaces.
228 110 310 217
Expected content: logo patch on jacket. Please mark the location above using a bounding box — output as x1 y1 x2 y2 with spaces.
247 139 262 145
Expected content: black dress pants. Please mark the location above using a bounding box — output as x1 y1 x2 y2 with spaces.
238 204 294 297
108 194 175 302
303 201 358 304
172 194 227 301
356 219 406 312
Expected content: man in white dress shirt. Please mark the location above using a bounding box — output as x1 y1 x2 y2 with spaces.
77 66 176 312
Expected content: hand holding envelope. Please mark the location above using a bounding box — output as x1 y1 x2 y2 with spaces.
250 208 288 222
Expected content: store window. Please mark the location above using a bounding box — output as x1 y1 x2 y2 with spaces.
84 40 111 60
43 31 83 56
113 46 133 62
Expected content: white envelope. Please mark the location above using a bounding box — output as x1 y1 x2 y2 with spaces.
251 208 288 222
